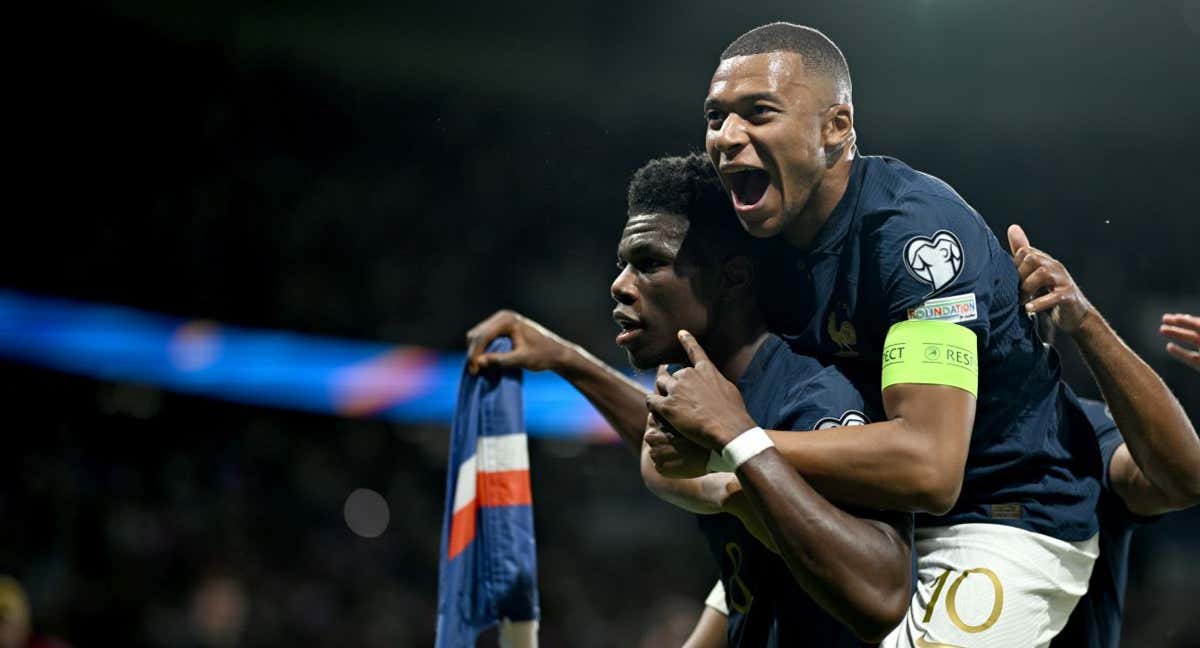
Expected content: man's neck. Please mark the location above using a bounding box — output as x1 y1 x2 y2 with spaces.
782 148 856 250
704 321 771 384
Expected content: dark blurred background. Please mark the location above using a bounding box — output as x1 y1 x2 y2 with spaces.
2 1 1199 646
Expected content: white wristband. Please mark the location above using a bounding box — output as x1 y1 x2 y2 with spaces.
720 426 773 470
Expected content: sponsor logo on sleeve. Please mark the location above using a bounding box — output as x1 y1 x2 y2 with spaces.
903 230 964 296
814 410 869 430
907 293 978 324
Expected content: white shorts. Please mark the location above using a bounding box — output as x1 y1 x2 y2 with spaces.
880 523 1098 648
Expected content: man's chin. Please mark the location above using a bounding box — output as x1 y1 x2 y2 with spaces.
626 350 663 372
739 211 787 239
626 347 686 372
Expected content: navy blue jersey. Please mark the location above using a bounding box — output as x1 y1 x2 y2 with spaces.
764 154 1102 541
1054 397 1158 648
696 334 913 647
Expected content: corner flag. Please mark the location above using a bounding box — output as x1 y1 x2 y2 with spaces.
436 338 539 647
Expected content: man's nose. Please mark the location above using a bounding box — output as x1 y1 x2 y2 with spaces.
611 266 636 305
711 113 749 157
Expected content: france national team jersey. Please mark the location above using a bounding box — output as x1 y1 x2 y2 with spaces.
696 334 914 647
1053 396 1158 648
763 154 1102 542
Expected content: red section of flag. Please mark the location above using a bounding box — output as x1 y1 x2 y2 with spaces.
447 500 477 560
478 470 532 508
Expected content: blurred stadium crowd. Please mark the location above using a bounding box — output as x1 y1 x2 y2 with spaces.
3 2 1198 646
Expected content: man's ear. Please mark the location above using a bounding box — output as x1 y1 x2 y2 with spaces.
823 103 855 167
720 256 756 296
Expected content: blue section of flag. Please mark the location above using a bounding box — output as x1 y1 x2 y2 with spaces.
436 338 539 647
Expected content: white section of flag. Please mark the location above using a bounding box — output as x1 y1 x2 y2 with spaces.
477 434 530 472
452 454 477 513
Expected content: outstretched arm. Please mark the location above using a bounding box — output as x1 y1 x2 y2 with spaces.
466 310 648 453
1009 225 1200 516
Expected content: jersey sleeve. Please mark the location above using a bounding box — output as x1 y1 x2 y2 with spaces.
865 190 998 342
1080 398 1161 525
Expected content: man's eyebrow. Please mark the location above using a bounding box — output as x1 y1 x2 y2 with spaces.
705 91 782 111
618 237 673 259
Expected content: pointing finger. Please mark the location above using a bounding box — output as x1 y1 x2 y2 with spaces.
1007 224 1031 257
677 330 712 368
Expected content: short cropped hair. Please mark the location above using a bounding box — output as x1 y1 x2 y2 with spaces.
721 22 852 103
626 153 757 266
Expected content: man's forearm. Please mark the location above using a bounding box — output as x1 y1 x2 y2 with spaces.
556 344 650 453
765 420 968 514
640 441 726 514
1073 313 1200 503
737 448 911 642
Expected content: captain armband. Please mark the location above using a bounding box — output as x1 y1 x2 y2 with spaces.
880 320 978 397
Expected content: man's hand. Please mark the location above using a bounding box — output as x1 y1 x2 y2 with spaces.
465 310 573 374
1161 313 1200 372
1007 224 1093 334
646 330 757 451
644 410 709 479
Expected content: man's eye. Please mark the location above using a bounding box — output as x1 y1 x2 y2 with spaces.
705 110 724 125
751 105 775 118
616 259 628 271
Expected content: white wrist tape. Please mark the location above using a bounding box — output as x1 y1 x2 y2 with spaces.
720 426 773 470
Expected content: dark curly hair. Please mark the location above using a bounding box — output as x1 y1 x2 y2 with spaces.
625 153 756 266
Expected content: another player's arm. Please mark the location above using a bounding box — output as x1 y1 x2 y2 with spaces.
681 607 728 648
647 334 914 641
764 384 973 514
648 330 974 514
734 448 912 642
640 412 779 550
1009 226 1200 515
466 310 648 453
682 583 729 648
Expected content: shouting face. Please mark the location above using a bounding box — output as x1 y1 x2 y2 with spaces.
704 51 850 240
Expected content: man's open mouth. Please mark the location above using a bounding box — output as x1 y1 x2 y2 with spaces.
613 311 644 346
727 168 770 209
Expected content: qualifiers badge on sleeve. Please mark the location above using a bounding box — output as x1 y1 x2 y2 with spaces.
903 230 964 296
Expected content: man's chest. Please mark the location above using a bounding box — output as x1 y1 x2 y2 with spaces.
771 251 886 368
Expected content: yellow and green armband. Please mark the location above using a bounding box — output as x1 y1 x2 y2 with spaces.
881 320 978 397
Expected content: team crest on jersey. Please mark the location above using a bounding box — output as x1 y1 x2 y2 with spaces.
814 410 869 430
827 306 858 357
903 230 964 296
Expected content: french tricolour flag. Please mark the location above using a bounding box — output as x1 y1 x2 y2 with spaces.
436 338 540 647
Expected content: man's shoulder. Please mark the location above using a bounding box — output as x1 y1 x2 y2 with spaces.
764 347 868 431
857 155 987 242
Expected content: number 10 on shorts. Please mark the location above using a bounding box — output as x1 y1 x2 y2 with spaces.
923 567 1005 633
